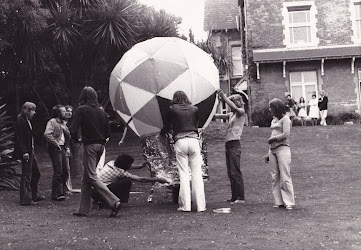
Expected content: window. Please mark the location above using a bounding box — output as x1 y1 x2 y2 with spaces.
289 71 318 104
354 2 361 41
231 46 243 76
283 2 318 47
288 8 312 44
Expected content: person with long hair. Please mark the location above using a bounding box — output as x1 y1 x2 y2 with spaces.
265 98 295 210
71 86 121 217
14 102 45 205
213 90 246 204
308 94 319 126
44 105 70 201
161 91 206 212
297 97 307 126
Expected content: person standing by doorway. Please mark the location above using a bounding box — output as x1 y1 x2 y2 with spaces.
318 90 328 126
71 87 121 217
14 102 45 205
213 90 246 204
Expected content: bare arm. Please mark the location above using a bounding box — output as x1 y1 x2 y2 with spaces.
213 113 230 120
129 175 168 183
217 90 245 117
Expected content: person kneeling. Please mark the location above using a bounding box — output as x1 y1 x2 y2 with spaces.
92 154 168 208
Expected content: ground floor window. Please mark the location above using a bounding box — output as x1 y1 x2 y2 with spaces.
289 71 318 104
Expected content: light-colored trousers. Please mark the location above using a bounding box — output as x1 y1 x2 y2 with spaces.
269 146 295 206
174 137 206 212
78 144 119 214
320 110 328 126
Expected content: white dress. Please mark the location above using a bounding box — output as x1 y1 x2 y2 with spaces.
298 103 307 118
308 99 319 118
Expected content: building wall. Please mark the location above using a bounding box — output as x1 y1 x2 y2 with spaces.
246 0 360 117
246 0 354 49
250 58 361 114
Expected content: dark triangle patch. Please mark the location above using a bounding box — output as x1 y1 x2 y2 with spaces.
123 58 187 94
195 92 217 127
156 96 172 130
132 96 164 131
113 84 131 116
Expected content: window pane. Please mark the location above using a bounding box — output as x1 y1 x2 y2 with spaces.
305 85 318 103
290 11 308 23
357 21 361 39
232 47 243 76
303 71 317 82
290 72 302 83
355 4 361 19
292 26 311 43
291 85 303 103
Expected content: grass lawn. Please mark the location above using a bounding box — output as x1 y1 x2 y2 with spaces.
1 121 361 249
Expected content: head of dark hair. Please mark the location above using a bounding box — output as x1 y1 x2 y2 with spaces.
172 91 191 105
269 98 285 119
299 97 305 103
312 94 316 98
287 94 291 98
114 154 134 170
52 105 65 118
79 86 100 107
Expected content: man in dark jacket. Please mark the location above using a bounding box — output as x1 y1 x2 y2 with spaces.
71 87 121 217
14 102 45 205
318 90 328 126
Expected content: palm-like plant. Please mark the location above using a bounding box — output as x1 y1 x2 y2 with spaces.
0 98 20 191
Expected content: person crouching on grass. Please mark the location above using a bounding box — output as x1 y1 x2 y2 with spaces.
264 98 295 210
213 90 246 204
44 105 71 201
92 154 168 209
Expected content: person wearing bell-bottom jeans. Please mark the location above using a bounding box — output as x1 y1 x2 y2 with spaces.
265 98 295 210
175 137 205 212
162 91 206 212
269 146 295 207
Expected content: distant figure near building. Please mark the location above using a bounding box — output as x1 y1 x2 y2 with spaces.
318 90 328 126
14 102 45 205
308 94 319 126
284 95 297 126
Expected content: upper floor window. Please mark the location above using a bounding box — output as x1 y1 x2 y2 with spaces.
353 2 361 42
288 8 312 44
231 46 243 77
283 1 319 48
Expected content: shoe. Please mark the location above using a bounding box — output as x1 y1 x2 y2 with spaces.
53 195 66 201
197 209 207 213
110 202 122 217
285 205 293 210
177 208 191 212
230 199 245 204
72 212 88 217
33 195 45 202
273 205 284 208
225 198 236 202
20 201 38 206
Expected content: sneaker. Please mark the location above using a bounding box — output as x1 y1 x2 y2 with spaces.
273 205 284 208
55 195 66 201
177 208 191 212
230 199 245 204
285 205 293 210
33 195 45 202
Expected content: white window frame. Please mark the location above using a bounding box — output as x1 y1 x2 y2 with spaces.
230 44 243 77
282 1 319 48
350 0 361 43
289 71 318 104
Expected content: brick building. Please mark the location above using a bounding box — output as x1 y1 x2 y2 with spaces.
203 0 248 114
246 0 361 115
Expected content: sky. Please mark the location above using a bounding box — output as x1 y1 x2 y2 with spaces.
138 0 207 41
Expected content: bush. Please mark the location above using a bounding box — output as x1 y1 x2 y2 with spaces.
251 106 273 127
326 112 361 125
0 98 20 191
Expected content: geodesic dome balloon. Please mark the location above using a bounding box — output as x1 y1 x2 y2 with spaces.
109 37 219 137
